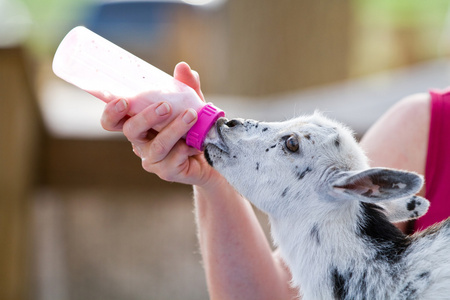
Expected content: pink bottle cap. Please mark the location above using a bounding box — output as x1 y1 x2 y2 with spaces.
186 103 225 150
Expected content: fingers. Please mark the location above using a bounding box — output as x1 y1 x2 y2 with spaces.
139 108 198 164
126 106 205 184
122 100 198 164
101 98 130 131
174 62 205 102
123 102 173 145
142 139 201 182
111 97 212 185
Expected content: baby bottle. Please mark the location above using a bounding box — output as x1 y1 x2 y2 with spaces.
52 26 224 150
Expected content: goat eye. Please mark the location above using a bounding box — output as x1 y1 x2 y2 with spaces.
285 135 299 152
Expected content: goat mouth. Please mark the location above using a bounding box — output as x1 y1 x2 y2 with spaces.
203 118 229 153
203 118 230 167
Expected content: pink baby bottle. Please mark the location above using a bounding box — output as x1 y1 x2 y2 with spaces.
52 26 224 150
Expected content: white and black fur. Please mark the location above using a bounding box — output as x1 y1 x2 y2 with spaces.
204 112 450 300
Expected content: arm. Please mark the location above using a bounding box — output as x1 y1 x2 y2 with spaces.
194 178 296 299
360 93 430 232
101 62 296 299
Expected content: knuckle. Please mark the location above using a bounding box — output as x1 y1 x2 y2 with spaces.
159 172 175 183
141 157 153 173
146 163 174 182
100 114 112 131
122 121 136 140
131 144 141 157
143 109 156 126
149 139 168 158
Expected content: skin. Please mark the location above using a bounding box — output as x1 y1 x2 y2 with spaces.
100 62 431 299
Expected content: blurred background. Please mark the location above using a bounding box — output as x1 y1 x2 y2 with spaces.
2 0 450 299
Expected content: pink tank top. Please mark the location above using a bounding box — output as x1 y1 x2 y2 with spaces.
414 89 450 231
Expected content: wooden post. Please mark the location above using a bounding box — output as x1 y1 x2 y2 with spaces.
0 47 42 300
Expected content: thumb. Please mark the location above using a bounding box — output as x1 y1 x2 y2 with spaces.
173 62 205 101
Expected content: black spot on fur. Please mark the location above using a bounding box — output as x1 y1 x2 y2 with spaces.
256 162 260 171
204 149 213 167
407 196 419 211
410 211 419 218
270 144 277 149
265 148 269 152
304 133 311 140
334 136 341 147
281 187 289 198
310 224 320 245
399 281 418 299
358 203 411 263
297 167 312 180
331 267 373 299
332 268 350 299
262 127 268 132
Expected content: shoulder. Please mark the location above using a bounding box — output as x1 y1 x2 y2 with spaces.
391 93 430 124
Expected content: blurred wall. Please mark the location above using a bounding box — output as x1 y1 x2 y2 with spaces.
159 0 352 96
225 0 351 96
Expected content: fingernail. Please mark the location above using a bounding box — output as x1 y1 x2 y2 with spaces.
115 99 128 113
182 108 197 124
156 102 170 116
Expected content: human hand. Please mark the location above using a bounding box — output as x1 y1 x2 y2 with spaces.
100 62 221 187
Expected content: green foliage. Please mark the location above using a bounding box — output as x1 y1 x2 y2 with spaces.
22 0 94 55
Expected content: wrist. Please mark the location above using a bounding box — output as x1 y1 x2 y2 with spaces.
195 168 229 193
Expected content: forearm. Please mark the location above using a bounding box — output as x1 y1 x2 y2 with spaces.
194 178 293 299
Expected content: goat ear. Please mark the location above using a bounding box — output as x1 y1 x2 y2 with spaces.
331 168 423 203
378 195 430 223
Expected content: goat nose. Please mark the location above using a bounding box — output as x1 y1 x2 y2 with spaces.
225 119 244 128
216 118 227 128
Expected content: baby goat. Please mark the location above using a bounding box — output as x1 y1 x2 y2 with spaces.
204 112 450 299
